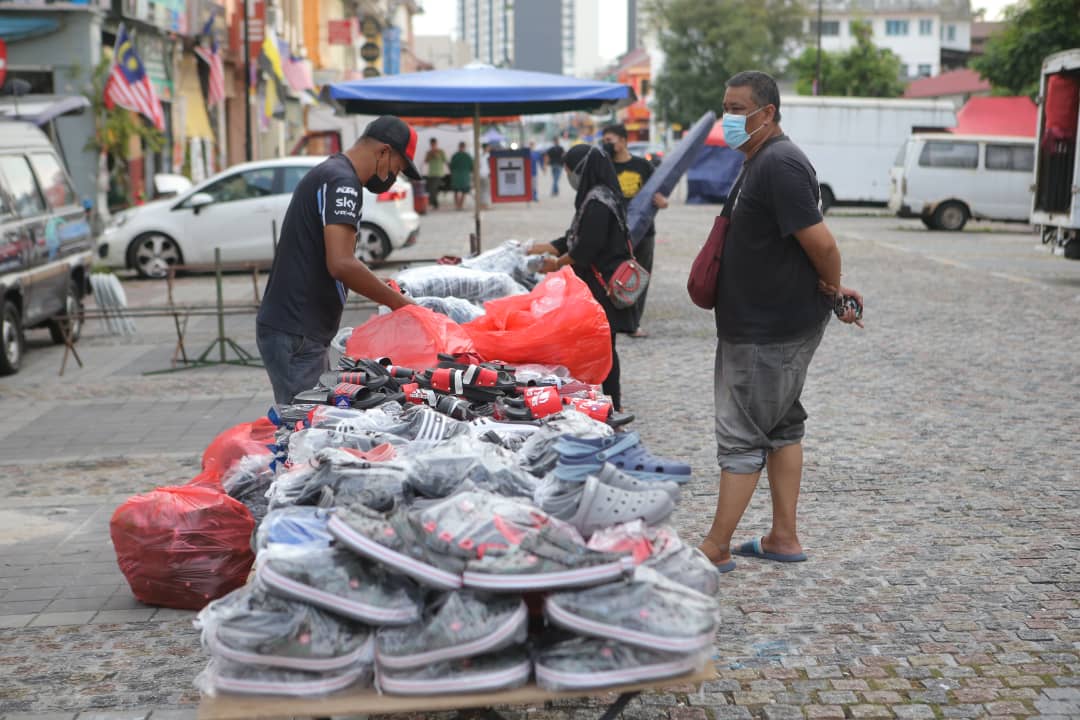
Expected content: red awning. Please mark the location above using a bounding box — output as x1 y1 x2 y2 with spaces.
952 96 1037 137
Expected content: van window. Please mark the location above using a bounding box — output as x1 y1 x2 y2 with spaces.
918 141 978 169
894 142 908 167
29 153 77 209
985 144 1035 172
0 156 47 217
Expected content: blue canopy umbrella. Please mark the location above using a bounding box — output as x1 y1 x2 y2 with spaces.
321 64 634 252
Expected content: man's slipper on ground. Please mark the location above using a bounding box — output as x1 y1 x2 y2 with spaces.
731 537 807 563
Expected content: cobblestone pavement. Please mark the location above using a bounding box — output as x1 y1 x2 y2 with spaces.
0 185 1078 719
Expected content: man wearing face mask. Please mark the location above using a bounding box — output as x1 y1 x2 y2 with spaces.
601 123 668 338
696 72 864 573
256 116 421 407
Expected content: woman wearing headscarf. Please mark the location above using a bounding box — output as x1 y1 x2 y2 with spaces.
529 144 635 411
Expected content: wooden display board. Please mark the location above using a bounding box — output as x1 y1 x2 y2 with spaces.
198 664 716 720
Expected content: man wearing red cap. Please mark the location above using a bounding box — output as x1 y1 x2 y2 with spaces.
257 115 422 406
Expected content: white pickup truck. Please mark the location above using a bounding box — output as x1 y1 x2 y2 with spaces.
1031 49 1080 259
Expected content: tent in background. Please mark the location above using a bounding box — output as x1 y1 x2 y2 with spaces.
686 121 743 205
952 96 1038 137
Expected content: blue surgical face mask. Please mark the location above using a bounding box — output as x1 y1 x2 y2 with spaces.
721 106 767 149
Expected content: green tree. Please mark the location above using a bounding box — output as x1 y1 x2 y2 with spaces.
84 55 165 208
972 0 1080 96
791 21 904 97
644 0 805 127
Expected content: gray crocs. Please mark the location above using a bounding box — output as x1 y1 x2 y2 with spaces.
542 475 675 537
595 462 680 500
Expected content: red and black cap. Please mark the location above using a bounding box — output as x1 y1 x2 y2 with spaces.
361 115 421 180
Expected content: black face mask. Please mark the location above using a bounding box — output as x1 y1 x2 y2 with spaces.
602 142 617 158
364 149 397 194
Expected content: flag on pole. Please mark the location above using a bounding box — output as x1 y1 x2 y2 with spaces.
105 25 165 131
193 12 225 107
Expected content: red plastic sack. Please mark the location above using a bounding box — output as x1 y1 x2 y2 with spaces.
201 418 276 482
110 484 255 610
344 304 477 371
465 267 612 384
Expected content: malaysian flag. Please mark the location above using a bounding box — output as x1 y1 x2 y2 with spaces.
105 25 165 131
193 12 225 107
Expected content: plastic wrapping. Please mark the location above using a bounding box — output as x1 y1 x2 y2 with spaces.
395 264 527 303
196 583 374 672
414 296 486 324
374 591 527 669
376 647 531 696
287 428 403 467
460 239 545 289
464 268 613 384
344 305 477 372
202 418 277 482
535 636 708 691
415 489 560 562
221 455 275 524
255 506 334 550
544 567 720 653
289 451 414 509
256 544 423 625
406 435 538 499
195 658 372 697
110 484 255 610
513 416 612 477
588 521 721 597
266 461 320 510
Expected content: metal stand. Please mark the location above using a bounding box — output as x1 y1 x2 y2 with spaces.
449 692 641 720
145 247 262 374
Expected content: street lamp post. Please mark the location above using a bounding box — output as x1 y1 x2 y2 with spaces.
243 0 253 162
814 0 823 96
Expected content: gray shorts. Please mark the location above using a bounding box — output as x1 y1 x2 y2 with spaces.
713 319 828 474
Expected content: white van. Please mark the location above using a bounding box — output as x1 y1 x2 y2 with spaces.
889 133 1035 231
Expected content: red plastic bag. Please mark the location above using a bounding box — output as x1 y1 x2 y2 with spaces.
465 267 612 384
110 484 255 610
344 305 477 371
202 418 276 482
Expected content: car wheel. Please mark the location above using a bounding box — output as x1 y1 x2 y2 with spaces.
932 201 968 232
0 299 23 376
128 232 183 279
355 222 392 266
819 185 835 215
47 279 85 345
921 215 937 230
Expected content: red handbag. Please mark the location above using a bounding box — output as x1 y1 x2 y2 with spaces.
593 233 650 309
687 172 745 310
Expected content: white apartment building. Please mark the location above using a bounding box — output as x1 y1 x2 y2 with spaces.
803 0 972 80
458 0 515 67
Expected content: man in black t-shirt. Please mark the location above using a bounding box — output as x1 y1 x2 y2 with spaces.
545 137 565 196
601 123 668 338
256 116 421 406
695 72 864 574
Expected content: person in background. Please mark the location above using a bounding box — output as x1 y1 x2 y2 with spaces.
529 141 543 202
601 123 667 339
478 143 491 210
696 71 863 574
527 145 634 411
546 137 565 197
257 116 420 407
424 138 447 210
449 141 474 211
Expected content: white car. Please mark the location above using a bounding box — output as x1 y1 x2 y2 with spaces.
99 156 420 278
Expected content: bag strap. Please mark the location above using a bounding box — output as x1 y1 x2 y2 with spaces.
720 170 746 219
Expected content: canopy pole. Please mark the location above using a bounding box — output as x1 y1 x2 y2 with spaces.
471 103 481 256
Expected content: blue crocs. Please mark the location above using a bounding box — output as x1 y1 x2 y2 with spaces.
553 432 692 484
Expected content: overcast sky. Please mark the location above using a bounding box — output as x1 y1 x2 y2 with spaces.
412 0 1015 67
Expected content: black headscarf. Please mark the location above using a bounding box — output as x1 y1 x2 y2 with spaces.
564 144 622 211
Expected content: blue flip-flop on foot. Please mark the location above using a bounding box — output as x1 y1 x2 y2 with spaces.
732 537 807 563
714 559 736 574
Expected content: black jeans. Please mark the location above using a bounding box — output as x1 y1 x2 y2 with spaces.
602 332 621 411
631 229 655 329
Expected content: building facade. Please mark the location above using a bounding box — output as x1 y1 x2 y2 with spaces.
803 0 973 80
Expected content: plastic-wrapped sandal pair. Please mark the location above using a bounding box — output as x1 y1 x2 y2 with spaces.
535 635 707 691
554 431 692 484
376 647 531 696
196 658 372 697
536 471 676 537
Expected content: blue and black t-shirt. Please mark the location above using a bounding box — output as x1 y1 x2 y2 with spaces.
258 154 362 344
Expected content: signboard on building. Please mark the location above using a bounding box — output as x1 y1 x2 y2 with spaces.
327 19 356 46
491 150 532 203
121 0 187 35
136 31 173 102
382 26 400 76
359 14 381 78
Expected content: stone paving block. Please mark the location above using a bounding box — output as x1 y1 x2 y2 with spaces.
817 691 858 705
687 693 731 708
1043 687 1080 701
762 705 805 720
2 586 62 601
954 688 999 703
832 679 870 691
710 708 753 720
806 666 843 679
891 705 936 719
862 691 903 704
984 700 1030 715
45 596 109 613
849 705 891 718
803 707 844 720
0 613 35 628
91 609 157 624
940 705 988 718
732 691 774 706
29 611 95 627
666 707 708 720
58 584 120 599
150 608 196 622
